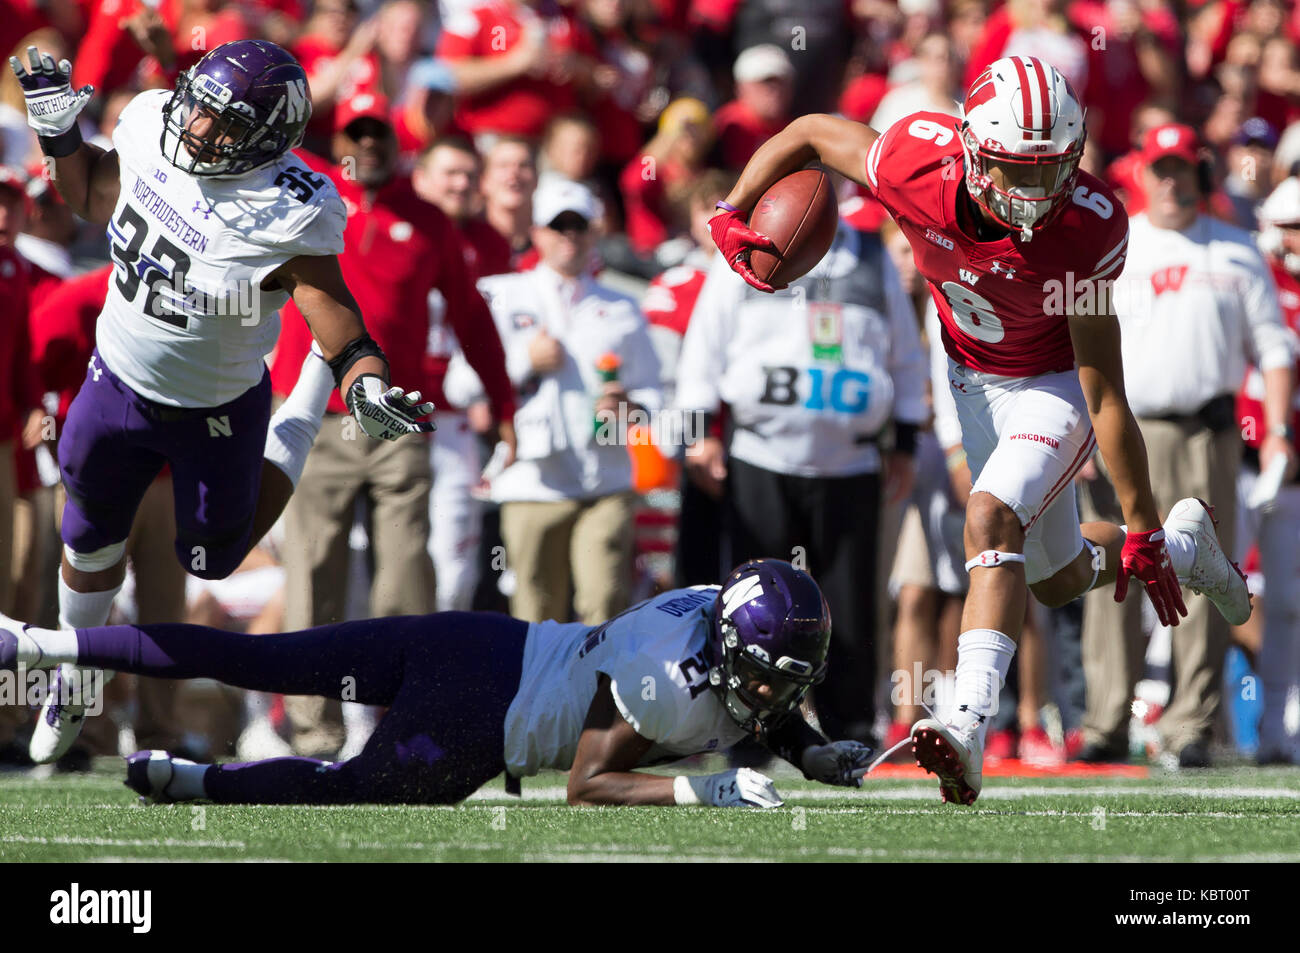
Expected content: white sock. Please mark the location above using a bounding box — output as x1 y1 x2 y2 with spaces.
14 625 79 666
1162 527 1196 581
264 342 334 487
244 691 274 721
166 758 210 800
950 628 1017 746
58 574 123 629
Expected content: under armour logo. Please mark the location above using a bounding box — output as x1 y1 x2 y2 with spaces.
192 201 213 219
989 261 1016 279
979 552 1001 565
89 356 102 382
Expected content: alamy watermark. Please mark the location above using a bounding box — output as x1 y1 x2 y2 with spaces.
0 667 105 716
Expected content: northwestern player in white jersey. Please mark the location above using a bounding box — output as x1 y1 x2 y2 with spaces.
9 41 436 764
0 560 872 806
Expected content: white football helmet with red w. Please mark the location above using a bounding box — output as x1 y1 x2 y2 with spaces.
960 55 1086 240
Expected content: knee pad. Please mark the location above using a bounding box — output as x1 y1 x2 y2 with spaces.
64 541 127 573
964 550 1027 573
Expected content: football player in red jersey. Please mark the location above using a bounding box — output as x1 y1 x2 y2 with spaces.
711 55 1252 805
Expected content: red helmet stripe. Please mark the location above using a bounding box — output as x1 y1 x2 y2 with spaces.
1029 57 1052 140
1012 56 1035 140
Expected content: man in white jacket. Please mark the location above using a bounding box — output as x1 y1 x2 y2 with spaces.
480 180 662 624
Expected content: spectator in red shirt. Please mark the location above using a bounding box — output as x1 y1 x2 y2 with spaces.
0 238 38 616
392 58 463 163
713 44 794 171
481 134 539 265
14 166 76 310
293 0 380 153
72 0 175 98
413 135 516 611
577 0 655 169
271 92 517 757
618 96 712 256
437 0 592 141
414 136 513 281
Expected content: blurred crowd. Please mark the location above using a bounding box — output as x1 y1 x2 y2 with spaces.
1 0 1299 770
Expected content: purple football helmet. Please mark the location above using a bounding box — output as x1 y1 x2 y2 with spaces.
161 39 311 177
708 559 831 734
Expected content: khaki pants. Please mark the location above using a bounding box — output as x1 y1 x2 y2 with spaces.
1079 418 1239 754
500 491 637 625
282 415 434 757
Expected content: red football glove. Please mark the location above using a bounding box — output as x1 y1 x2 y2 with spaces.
1113 528 1187 627
708 207 785 293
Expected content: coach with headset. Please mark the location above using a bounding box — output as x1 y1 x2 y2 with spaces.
1076 123 1295 767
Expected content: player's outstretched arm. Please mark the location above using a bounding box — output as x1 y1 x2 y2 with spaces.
713 114 878 291
1069 298 1187 627
723 113 879 212
8 46 119 223
274 253 435 440
567 674 672 806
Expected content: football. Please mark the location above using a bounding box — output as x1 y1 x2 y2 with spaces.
747 167 840 287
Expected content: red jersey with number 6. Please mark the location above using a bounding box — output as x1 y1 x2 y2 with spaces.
865 111 1129 378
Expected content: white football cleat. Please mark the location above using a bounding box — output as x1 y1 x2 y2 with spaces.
911 717 983 806
124 750 179 803
29 664 100 764
1164 498 1252 625
236 717 294 762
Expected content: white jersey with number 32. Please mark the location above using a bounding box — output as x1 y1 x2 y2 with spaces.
96 89 346 408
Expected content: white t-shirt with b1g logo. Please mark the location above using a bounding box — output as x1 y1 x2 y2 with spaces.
502 586 749 778
96 89 345 408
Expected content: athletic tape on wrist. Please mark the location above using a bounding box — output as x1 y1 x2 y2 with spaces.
327 332 389 391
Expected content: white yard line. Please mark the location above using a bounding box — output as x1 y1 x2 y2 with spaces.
464 783 1300 803
1 834 246 849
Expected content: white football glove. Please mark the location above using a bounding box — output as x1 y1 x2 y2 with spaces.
673 768 784 808
8 46 93 136
802 740 873 787
347 374 436 441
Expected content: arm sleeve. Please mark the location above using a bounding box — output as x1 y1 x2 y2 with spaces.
881 249 928 426
673 256 737 414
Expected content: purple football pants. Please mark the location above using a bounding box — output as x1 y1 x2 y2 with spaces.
58 350 270 579
75 612 529 804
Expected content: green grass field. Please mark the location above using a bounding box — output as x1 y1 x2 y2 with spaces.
2 758 1299 862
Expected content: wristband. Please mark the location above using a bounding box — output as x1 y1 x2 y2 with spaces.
715 200 740 213
672 775 704 805
326 332 389 390
37 125 82 158
945 447 968 473
1267 422 1294 441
